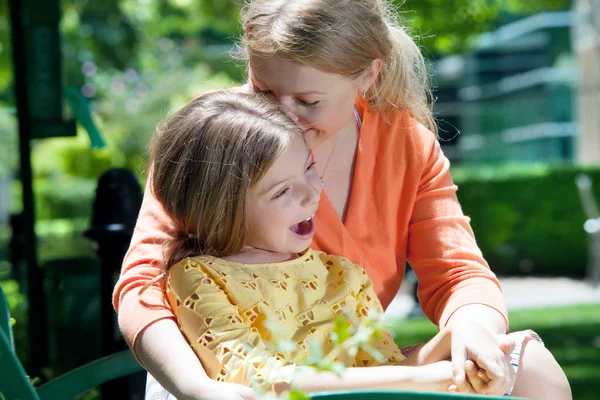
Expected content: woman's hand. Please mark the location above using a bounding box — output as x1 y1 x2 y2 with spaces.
449 320 515 396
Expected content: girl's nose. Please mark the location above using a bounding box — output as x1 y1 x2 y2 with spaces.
303 178 321 207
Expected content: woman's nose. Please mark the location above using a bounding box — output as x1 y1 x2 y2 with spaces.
279 101 300 124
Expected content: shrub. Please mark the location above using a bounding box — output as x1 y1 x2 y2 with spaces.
455 165 600 277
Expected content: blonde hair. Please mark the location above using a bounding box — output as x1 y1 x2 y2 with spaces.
150 91 300 268
240 0 436 133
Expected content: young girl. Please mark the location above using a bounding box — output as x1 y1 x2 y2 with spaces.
116 1 571 399
148 91 500 396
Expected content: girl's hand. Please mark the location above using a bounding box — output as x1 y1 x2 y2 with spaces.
449 320 515 396
463 359 492 394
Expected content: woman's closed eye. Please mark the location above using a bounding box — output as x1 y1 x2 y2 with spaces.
253 85 272 95
296 98 320 108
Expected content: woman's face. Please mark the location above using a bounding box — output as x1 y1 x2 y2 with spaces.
249 55 362 149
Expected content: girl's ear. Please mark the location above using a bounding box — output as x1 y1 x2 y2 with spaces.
360 58 383 94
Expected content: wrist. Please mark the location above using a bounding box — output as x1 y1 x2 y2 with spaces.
446 304 507 334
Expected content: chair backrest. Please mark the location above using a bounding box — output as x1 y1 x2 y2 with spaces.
0 281 14 349
0 284 40 400
310 390 511 399
576 174 600 220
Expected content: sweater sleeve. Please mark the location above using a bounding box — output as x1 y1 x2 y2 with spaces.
166 259 297 391
405 124 508 330
112 174 177 354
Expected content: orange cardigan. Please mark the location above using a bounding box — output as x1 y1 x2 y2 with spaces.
113 94 508 354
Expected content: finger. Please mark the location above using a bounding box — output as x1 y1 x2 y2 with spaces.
483 356 513 396
451 339 467 386
465 360 487 394
455 366 477 394
495 334 516 356
475 350 506 381
477 367 491 383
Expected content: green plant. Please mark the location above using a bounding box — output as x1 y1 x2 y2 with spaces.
250 311 400 399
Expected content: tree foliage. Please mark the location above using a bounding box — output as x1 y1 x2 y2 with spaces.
0 0 574 217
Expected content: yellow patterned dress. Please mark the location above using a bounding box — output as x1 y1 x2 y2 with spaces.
166 248 405 389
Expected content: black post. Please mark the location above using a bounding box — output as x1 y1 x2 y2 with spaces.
85 168 144 399
8 0 48 378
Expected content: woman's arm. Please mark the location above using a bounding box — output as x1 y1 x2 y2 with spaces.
404 123 514 395
112 174 177 352
405 127 508 330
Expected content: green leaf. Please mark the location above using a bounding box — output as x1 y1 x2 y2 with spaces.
327 361 346 377
331 317 352 345
303 340 323 366
288 389 311 400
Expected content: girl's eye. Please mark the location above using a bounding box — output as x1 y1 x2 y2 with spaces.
273 187 289 200
305 161 317 172
296 99 320 108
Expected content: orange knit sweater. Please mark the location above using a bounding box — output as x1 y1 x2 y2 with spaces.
112 92 507 355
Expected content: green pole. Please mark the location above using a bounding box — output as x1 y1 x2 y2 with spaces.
8 0 70 378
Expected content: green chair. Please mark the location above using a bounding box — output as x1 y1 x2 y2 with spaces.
0 283 144 400
311 392 509 399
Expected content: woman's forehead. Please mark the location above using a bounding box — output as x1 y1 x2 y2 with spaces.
249 56 348 93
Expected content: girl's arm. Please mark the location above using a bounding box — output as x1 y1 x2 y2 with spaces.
284 361 455 393
136 319 256 400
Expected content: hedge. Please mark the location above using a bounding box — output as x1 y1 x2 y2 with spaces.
455 165 600 277
3 165 599 278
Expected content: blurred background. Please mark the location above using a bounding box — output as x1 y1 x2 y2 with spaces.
0 0 599 399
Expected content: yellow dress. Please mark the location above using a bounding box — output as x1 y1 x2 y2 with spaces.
166 248 405 389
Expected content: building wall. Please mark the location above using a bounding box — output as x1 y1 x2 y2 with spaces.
573 0 600 165
435 12 579 166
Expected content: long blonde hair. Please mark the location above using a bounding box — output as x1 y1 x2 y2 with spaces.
150 91 300 268
240 0 436 133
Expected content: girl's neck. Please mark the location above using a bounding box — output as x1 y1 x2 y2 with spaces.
222 247 299 265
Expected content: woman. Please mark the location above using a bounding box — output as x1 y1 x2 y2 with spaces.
113 1 571 399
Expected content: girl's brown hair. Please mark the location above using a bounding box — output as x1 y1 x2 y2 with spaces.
150 91 300 269
240 0 435 134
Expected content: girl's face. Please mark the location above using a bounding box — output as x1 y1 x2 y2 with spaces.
244 133 322 256
249 56 361 150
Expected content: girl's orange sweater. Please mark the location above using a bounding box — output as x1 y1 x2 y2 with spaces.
113 94 508 355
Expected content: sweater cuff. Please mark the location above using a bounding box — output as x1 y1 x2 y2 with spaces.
437 280 509 333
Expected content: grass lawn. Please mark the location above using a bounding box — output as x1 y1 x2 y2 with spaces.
392 303 600 400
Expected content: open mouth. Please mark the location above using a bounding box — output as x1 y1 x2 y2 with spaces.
290 215 315 238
